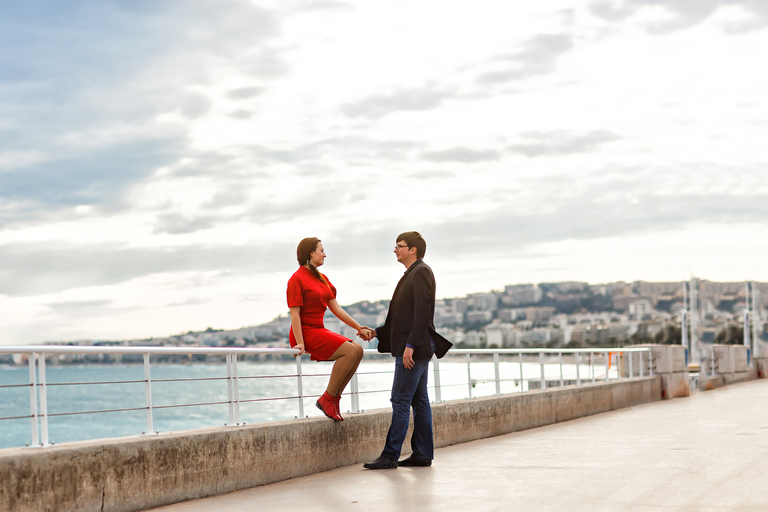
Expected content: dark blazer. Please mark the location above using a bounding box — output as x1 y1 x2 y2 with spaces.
376 259 452 359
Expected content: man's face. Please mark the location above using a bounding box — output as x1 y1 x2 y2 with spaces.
394 240 416 264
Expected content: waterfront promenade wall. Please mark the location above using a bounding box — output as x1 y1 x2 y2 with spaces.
700 344 761 390
1 376 661 512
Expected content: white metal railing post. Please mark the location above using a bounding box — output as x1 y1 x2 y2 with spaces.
466 354 473 398
143 353 154 435
744 309 751 349
575 352 581 386
591 352 595 383
350 372 360 413
493 352 501 396
432 354 443 402
232 354 241 425
617 352 622 381
744 308 752 367
649 349 654 376
518 352 524 392
226 353 234 425
604 351 610 382
639 351 644 377
629 351 634 379
39 354 49 446
751 282 759 361
539 352 546 390
559 352 564 387
711 350 716 376
296 355 305 418
28 353 39 447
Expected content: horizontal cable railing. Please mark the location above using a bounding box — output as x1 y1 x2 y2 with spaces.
0 345 652 449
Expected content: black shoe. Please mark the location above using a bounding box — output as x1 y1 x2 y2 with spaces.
398 455 432 467
363 456 398 470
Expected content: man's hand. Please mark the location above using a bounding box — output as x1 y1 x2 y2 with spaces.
403 346 414 369
357 326 375 341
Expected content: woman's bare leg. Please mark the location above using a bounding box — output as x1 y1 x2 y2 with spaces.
336 342 364 395
326 341 364 396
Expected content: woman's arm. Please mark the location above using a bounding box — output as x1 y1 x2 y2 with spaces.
289 306 305 355
328 299 372 340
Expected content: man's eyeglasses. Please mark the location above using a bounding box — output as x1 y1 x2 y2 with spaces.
394 244 409 251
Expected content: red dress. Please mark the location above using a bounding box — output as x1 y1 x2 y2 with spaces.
287 266 351 361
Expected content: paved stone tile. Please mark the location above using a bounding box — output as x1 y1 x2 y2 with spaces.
147 380 768 512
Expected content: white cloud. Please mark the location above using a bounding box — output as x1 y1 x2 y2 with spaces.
1 0 767 344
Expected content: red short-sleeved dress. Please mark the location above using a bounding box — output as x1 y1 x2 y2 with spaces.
287 266 351 361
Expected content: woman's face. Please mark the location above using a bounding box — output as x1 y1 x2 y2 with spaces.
310 242 326 267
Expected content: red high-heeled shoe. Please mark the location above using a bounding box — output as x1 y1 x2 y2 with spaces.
316 391 343 421
334 394 343 420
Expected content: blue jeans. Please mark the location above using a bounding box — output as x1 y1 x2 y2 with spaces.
381 356 434 461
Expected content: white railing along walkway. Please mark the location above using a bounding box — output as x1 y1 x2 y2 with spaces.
0 345 652 449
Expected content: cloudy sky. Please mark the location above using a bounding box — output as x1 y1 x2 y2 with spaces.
1 0 767 345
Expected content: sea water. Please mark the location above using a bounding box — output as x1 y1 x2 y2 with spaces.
0 358 604 449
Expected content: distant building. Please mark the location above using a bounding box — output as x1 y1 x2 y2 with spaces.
128 338 163 347
434 299 465 327
518 327 555 347
452 298 470 314
501 284 542 306
628 300 654 319
466 310 493 324
462 330 485 348
483 322 518 348
498 308 527 323
485 328 504 348
466 292 499 312
611 292 635 312
570 322 629 346
633 319 665 341
550 282 589 294
525 307 556 323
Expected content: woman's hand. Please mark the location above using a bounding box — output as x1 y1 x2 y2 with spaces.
289 307 305 357
357 326 375 341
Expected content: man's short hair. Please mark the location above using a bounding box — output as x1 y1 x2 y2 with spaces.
397 231 426 259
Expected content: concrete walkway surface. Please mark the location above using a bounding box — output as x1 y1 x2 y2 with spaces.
147 379 768 512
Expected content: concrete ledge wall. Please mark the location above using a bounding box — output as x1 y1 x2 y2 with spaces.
434 376 661 446
700 345 762 390
0 376 661 512
638 345 690 398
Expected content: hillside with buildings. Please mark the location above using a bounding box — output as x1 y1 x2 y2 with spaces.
423 279 766 350
11 279 764 366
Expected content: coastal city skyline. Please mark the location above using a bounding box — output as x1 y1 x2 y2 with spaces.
2 1 767 345
11 277 763 351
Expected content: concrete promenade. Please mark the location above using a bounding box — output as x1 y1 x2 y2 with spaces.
148 379 768 512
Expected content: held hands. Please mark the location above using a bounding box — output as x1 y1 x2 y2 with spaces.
356 326 376 341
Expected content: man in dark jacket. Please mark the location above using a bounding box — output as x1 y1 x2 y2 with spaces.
364 231 452 470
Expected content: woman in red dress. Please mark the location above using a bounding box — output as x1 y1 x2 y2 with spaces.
287 237 371 421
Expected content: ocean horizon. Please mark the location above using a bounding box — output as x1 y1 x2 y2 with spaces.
0 358 608 450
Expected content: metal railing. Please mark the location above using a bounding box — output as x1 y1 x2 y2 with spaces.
441 347 652 399
0 345 652 449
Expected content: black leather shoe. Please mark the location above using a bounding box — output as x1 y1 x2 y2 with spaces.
398 455 432 467
363 456 398 470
